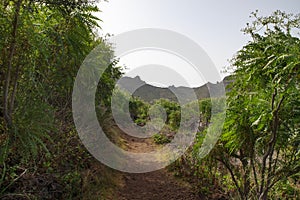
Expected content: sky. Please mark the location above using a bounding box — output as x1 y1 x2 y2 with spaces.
95 0 300 87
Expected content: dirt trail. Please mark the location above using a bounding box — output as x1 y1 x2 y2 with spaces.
114 125 200 200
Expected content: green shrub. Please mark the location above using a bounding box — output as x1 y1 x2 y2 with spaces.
152 133 171 144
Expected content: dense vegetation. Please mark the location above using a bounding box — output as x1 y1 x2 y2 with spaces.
0 1 299 199
173 11 300 199
0 0 123 199
220 11 300 199
130 10 300 199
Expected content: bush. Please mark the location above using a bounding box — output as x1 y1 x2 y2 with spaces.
152 133 171 144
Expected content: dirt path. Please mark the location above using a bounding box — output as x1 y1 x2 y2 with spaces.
114 125 200 200
117 169 198 200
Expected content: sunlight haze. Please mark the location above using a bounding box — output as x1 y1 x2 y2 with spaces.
96 0 299 86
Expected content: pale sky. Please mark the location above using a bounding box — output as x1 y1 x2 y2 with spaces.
95 0 300 87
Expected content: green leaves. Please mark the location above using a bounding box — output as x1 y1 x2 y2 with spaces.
220 11 300 199
0 0 111 169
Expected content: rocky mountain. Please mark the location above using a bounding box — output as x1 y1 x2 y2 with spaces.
117 75 232 104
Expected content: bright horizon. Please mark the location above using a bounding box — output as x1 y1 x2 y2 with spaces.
96 0 300 87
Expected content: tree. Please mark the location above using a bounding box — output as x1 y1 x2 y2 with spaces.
0 0 99 159
220 10 300 199
0 1 126 198
0 0 123 170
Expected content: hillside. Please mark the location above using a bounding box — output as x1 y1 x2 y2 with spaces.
117 76 232 103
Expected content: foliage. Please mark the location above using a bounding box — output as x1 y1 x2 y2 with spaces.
170 11 300 200
0 0 100 158
129 96 150 125
128 97 181 130
152 133 171 144
0 0 123 198
220 10 300 199
153 99 181 130
2 2 299 199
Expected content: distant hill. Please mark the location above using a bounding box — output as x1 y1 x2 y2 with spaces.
117 76 232 104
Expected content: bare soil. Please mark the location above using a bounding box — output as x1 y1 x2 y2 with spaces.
113 125 201 200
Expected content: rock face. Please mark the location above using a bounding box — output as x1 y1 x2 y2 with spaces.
117 75 233 103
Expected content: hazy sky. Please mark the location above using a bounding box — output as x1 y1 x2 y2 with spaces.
96 0 300 87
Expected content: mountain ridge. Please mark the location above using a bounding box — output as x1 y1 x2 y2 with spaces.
117 76 232 103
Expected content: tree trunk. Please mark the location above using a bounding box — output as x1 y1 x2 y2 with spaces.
3 0 22 129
